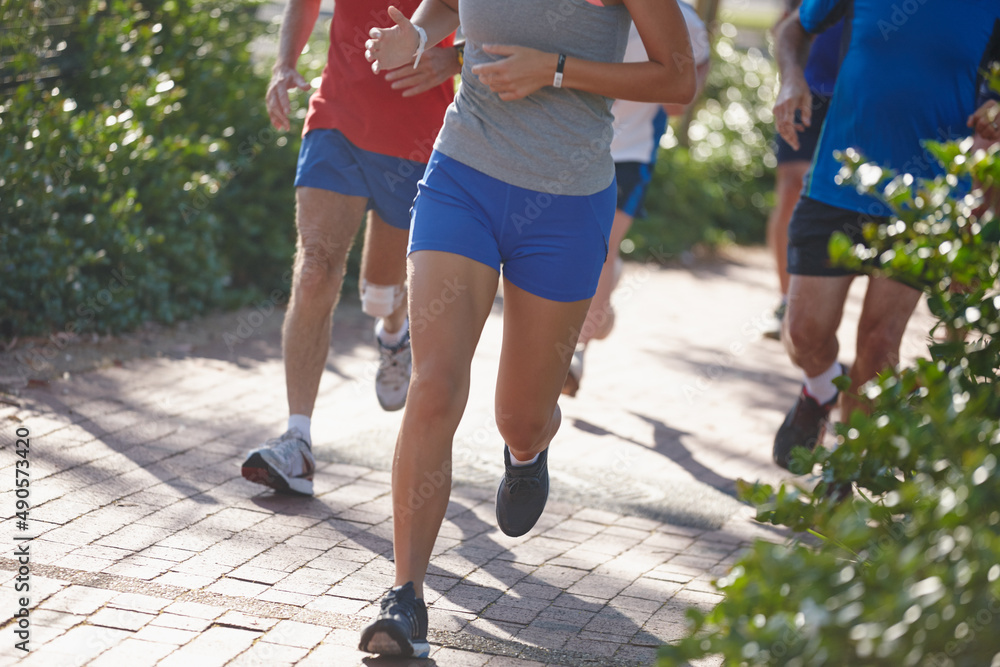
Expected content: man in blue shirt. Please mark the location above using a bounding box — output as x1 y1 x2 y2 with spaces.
771 0 1000 470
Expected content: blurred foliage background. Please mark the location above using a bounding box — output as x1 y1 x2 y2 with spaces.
1 0 328 337
1 0 776 337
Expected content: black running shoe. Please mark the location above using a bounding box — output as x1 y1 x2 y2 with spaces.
358 582 429 658
773 385 838 471
496 445 549 537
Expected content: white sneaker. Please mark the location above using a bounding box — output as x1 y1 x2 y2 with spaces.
241 428 315 495
375 321 411 412
561 345 585 397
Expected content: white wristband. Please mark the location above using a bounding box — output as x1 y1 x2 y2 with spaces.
412 24 428 69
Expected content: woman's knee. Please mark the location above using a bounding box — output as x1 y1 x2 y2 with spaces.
496 406 557 452
407 369 468 424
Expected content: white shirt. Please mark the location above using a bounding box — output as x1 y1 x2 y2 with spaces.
609 2 710 163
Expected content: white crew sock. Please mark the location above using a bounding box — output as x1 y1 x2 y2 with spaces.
377 317 409 347
287 414 312 447
804 361 842 405
509 450 540 467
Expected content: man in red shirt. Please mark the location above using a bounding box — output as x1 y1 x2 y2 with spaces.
241 0 460 496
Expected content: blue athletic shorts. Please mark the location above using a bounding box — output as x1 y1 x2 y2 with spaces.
294 128 426 230
788 196 887 277
615 161 655 217
409 151 615 302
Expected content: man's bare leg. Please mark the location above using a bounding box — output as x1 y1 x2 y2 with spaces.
360 211 409 335
241 187 366 494
843 276 921 420
773 273 854 468
284 187 368 417
783 274 855 378
360 211 412 411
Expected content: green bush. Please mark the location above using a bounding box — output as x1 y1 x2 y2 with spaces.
658 114 1000 664
627 26 777 261
0 0 327 337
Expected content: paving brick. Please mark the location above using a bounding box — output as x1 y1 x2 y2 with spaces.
32 609 86 630
430 646 493 666
261 619 330 649
256 588 315 607
38 585 117 615
216 610 279 631
89 607 156 631
149 612 215 632
32 624 132 667
304 594 368 615
427 607 477 633
104 555 174 580
107 592 173 614
229 641 310 666
562 635 619 658
157 626 261 667
132 624 200 646
567 573 631 599
619 578 684 602
432 583 504 614
528 605 598 634
90 638 175 667
151 571 217 590
293 629 370 665
204 577 270 598
96 523 173 551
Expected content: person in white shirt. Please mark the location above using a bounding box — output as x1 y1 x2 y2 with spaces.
563 1 710 396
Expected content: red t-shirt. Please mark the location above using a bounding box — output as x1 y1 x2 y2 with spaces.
303 0 454 163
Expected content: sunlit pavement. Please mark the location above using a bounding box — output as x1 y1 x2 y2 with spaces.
0 248 933 666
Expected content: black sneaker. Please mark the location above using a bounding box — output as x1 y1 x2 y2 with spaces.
773 385 838 471
358 582 429 658
762 301 786 341
496 445 549 537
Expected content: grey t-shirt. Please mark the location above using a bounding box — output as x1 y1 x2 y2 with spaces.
434 0 632 196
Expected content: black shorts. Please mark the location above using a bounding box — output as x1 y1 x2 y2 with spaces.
615 161 654 217
787 197 888 277
774 94 831 164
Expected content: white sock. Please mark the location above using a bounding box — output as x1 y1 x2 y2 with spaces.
377 317 409 347
287 414 312 447
804 362 842 405
510 450 540 467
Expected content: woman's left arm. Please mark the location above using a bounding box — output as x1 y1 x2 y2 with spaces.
471 0 696 103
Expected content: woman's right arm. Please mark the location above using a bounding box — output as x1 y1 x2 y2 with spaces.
366 0 460 73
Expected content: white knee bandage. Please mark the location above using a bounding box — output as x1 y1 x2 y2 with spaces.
360 281 406 318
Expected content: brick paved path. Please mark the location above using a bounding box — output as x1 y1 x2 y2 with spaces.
0 249 933 666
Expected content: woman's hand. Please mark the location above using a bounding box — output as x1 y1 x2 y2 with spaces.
365 5 421 74
471 44 557 101
385 45 461 97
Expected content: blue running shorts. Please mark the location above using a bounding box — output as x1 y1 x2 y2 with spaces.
409 151 615 303
294 128 426 230
615 161 654 218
